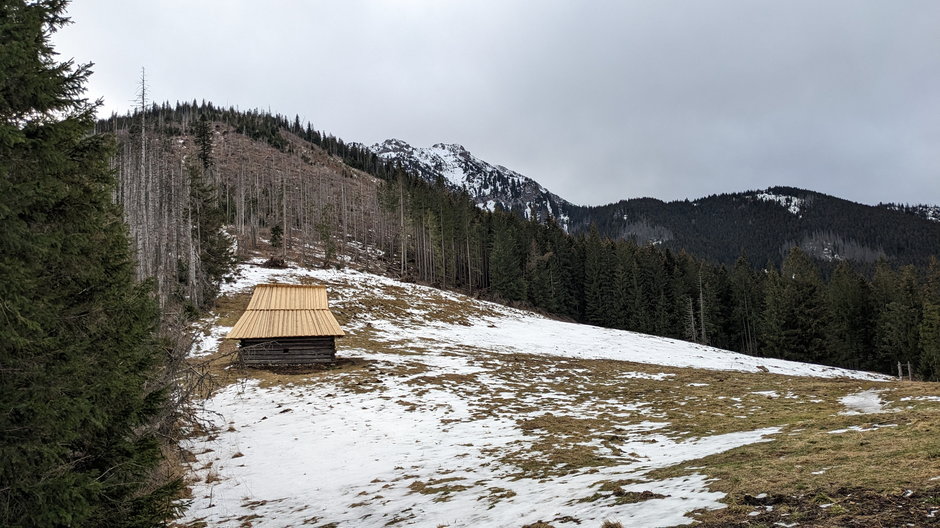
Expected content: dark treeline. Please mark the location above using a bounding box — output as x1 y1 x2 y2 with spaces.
101 101 940 381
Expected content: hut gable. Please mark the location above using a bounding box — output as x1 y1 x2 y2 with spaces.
226 284 345 365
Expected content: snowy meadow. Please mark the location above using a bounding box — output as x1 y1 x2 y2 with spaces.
180 261 940 527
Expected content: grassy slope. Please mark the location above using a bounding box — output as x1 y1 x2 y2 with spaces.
182 259 940 527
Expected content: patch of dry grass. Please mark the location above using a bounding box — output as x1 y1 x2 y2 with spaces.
408 477 472 502
655 399 940 494
211 292 252 327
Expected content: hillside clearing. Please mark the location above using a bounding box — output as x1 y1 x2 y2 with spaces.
179 261 940 527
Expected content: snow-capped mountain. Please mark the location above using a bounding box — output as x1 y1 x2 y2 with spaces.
370 139 572 228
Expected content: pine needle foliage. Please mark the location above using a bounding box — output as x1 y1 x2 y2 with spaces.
0 1 179 525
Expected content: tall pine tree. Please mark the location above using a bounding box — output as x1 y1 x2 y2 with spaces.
826 261 874 369
0 1 178 525
920 258 940 380
729 254 762 355
582 226 612 326
761 248 828 362
488 212 526 302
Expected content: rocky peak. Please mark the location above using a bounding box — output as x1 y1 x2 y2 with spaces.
368 138 572 227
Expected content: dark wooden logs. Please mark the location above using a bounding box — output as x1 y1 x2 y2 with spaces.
238 336 336 366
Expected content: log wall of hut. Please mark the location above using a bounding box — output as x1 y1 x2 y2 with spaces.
238 336 336 366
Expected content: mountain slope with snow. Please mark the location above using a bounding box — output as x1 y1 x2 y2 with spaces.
370 139 573 226
176 261 940 528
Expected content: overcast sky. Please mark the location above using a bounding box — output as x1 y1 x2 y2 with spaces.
55 1 940 206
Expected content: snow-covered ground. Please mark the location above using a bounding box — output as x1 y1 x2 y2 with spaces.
180 261 894 528
185 376 780 528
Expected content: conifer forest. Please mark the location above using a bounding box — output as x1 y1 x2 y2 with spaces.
2 0 940 526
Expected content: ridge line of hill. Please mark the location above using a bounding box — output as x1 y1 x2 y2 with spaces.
369 137 940 267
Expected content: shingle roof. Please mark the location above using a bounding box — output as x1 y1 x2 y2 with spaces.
226 284 345 339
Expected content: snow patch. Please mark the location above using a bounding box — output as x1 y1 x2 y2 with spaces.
899 396 940 402
189 324 232 358
755 191 804 216
828 424 897 434
838 390 886 415
751 391 779 398
182 365 781 527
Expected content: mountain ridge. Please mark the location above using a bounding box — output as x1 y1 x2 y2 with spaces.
371 138 940 267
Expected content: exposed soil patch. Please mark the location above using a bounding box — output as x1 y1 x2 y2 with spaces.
694 486 940 526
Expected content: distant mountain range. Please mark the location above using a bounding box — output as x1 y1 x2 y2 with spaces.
370 138 940 267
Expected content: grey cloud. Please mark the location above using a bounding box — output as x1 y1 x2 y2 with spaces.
55 0 940 206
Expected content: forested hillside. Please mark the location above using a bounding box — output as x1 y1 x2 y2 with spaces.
100 102 940 381
880 202 940 223
373 140 940 269
568 188 940 267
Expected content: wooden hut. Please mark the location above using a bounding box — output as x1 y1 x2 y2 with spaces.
226 284 345 366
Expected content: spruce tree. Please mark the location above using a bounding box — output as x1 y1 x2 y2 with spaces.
185 121 234 306
488 213 526 302
525 236 560 314
613 243 641 331
270 223 284 248
826 261 873 369
0 1 178 525
550 225 582 320
920 302 940 380
761 248 828 363
920 258 940 380
582 226 610 326
872 265 923 374
760 268 789 358
728 255 762 356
